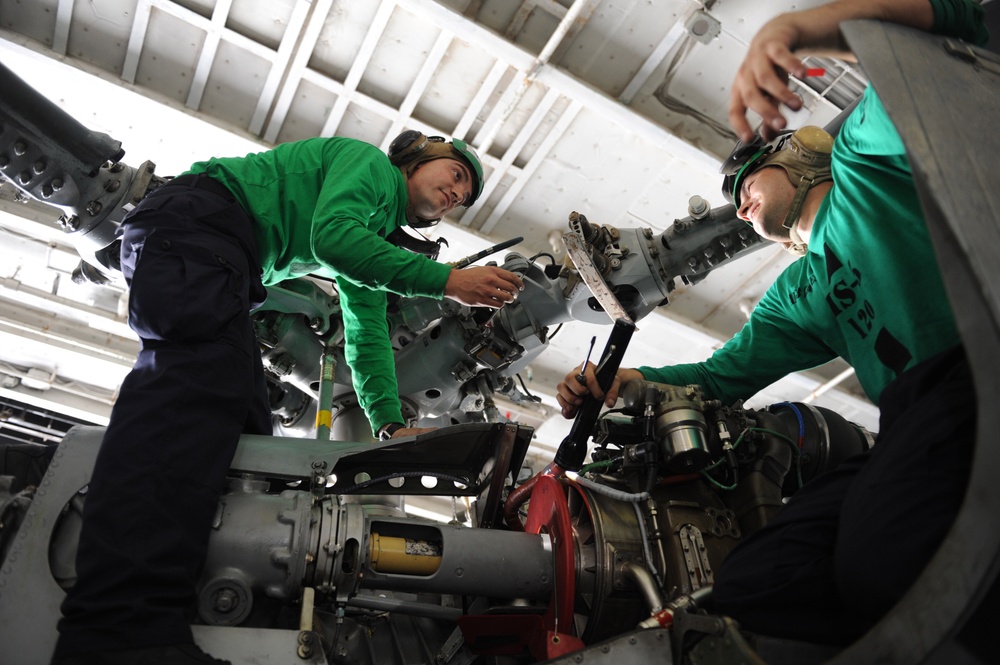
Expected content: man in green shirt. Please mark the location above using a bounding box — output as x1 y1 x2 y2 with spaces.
53 133 524 665
558 0 986 645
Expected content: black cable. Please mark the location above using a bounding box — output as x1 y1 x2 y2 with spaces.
528 252 556 264
515 373 538 401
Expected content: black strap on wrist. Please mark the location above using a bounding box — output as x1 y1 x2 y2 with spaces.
378 422 405 441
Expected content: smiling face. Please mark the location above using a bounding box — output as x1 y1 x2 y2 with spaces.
736 165 797 245
405 158 474 221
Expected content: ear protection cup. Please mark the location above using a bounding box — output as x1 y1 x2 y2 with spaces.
388 130 428 166
786 126 834 168
388 131 451 167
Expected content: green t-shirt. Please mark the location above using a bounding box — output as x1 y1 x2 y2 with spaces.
640 0 986 406
186 137 452 433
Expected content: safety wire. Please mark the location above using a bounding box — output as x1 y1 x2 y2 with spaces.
576 452 665 592
699 426 803 491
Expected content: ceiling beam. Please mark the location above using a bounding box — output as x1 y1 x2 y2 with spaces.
460 87 561 228
318 0 395 138
379 30 454 151
479 99 582 234
186 0 234 109
53 0 75 55
262 0 337 142
249 0 316 136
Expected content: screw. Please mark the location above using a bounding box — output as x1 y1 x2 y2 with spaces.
213 588 238 613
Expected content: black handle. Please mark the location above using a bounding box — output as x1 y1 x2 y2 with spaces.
553 319 636 471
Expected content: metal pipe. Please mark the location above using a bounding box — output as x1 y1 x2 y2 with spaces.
803 366 856 403
622 561 664 614
346 595 463 621
315 345 337 440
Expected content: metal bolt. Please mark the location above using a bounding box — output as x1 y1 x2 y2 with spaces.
213 588 238 613
13 140 26 156
86 200 103 216
17 170 31 185
51 178 63 191
104 179 121 192
0 153 8 168
41 184 53 198
32 159 46 174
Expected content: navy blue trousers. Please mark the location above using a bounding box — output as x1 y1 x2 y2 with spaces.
54 176 272 656
713 345 975 644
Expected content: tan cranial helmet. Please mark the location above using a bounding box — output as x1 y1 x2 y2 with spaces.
721 125 834 227
760 126 834 197
387 130 484 227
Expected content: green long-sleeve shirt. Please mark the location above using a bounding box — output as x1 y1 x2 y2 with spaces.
639 0 987 406
187 137 452 433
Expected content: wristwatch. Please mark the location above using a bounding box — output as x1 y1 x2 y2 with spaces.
378 422 405 441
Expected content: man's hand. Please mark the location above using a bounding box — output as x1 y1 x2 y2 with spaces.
556 362 644 419
729 15 808 143
729 0 935 142
445 265 524 308
391 426 436 439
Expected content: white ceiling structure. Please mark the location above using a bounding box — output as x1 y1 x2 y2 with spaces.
0 0 881 459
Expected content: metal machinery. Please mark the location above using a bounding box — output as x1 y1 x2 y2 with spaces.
2 20 999 665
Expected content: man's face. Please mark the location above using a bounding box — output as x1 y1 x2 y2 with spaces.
736 166 796 246
406 158 474 221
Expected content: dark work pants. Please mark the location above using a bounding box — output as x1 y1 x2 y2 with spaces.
53 176 272 657
713 345 975 645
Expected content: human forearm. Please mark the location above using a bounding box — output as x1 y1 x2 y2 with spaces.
337 280 405 435
730 0 937 140
769 0 935 57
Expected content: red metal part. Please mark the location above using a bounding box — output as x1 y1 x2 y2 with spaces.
523 474 583 656
458 473 584 661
